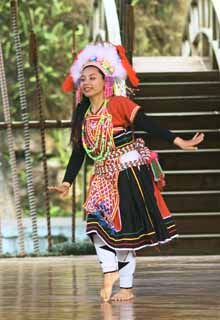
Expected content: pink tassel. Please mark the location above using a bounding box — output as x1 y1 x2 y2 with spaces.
76 87 82 104
104 76 114 98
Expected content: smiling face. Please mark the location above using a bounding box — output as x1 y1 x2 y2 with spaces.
79 66 105 98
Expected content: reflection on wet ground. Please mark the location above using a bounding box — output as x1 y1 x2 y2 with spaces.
0 255 219 319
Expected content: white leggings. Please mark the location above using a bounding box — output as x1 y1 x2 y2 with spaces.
93 234 136 289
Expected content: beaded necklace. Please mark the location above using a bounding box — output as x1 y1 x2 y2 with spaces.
82 99 114 161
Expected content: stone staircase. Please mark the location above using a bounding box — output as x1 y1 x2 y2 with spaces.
133 57 220 254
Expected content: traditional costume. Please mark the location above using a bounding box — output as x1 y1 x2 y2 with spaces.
62 42 178 288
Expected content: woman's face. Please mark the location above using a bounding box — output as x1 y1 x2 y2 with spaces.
79 66 105 98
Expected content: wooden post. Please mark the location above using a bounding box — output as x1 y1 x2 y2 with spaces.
119 0 134 64
71 24 77 243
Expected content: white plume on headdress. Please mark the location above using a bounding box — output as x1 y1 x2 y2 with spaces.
70 43 127 83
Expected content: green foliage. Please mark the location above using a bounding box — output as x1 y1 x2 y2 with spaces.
131 0 139 6
0 1 91 219
1 239 95 257
134 0 189 56
0 0 189 120
0 0 91 121
46 205 67 217
0 0 190 222
51 240 96 255
50 129 70 166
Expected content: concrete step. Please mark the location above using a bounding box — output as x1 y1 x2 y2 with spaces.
174 214 220 234
139 236 220 254
157 149 220 171
135 130 220 149
173 211 220 216
131 61 220 253
136 71 220 82
164 170 220 191
144 113 220 130
133 96 220 113
136 82 220 97
133 56 211 73
163 192 220 213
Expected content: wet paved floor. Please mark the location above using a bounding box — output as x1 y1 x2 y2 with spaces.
0 255 219 320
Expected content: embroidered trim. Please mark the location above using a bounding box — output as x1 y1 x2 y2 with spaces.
94 138 151 177
84 138 165 234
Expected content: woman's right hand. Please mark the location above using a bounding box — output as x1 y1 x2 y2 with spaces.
48 182 71 198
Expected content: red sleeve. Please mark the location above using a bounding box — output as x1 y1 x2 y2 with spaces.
108 96 141 127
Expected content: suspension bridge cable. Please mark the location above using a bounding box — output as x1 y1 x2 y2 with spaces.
0 42 25 255
27 8 52 252
10 0 39 254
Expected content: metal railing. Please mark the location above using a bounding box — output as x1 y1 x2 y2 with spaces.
92 0 121 44
182 0 220 69
92 0 134 60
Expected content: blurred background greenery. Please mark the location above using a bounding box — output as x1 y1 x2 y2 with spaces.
0 0 189 218
133 0 188 56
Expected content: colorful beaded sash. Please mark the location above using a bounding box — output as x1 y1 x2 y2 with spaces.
94 138 151 176
83 138 165 233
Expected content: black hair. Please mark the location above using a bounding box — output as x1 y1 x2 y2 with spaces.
70 66 105 150
70 95 90 149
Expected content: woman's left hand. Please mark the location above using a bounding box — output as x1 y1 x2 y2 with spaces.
173 132 204 150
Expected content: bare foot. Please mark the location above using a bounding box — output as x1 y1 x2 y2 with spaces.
100 271 119 302
111 288 134 301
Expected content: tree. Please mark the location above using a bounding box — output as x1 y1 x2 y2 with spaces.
0 0 91 121
133 0 189 56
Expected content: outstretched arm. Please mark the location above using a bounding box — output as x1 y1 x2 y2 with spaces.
133 109 204 150
173 133 204 150
63 143 85 184
48 143 85 197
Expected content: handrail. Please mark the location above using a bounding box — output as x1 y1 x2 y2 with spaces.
92 0 122 45
182 0 220 70
92 0 134 61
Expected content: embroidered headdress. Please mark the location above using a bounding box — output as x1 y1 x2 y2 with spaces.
62 42 139 102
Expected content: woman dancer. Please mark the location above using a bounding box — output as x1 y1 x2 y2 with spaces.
49 42 204 302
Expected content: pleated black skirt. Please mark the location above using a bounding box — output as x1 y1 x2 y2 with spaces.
86 163 178 251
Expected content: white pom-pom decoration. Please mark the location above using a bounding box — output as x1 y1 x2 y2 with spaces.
70 43 127 83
